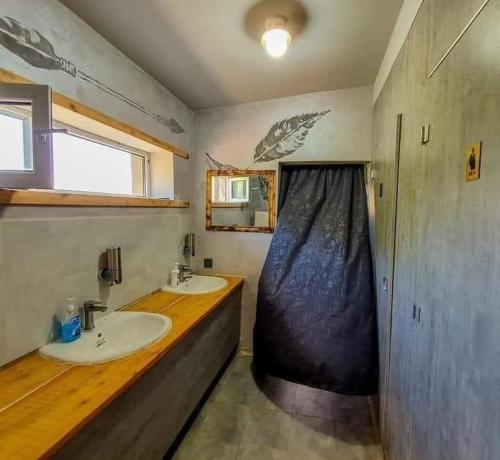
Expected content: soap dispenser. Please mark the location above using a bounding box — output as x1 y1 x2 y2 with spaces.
60 298 81 343
170 263 180 288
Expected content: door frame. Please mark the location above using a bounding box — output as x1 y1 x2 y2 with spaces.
381 113 403 446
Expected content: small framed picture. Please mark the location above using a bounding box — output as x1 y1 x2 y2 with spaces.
465 142 482 182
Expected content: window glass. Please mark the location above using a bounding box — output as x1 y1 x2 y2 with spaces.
212 176 228 202
53 132 146 196
230 178 248 201
0 104 32 171
211 176 250 203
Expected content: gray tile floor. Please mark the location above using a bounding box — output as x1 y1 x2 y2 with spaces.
173 354 383 460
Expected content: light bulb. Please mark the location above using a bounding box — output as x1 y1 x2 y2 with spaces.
261 28 291 58
261 16 291 58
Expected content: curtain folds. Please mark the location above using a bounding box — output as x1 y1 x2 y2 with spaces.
253 165 378 395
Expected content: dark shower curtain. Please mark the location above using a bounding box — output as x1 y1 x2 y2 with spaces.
253 165 378 395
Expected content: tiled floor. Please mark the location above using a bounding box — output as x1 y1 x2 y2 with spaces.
173 353 383 460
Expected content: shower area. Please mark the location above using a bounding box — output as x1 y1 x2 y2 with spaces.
253 163 378 396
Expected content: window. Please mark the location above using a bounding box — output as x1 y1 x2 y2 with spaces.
229 177 249 202
0 83 150 197
0 104 32 171
0 83 52 189
52 127 147 196
212 176 249 203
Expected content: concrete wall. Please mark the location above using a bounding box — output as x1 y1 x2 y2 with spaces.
0 207 191 366
372 0 500 459
193 86 374 350
0 0 195 366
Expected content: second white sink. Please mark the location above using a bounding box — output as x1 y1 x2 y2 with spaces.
162 275 228 295
40 311 172 364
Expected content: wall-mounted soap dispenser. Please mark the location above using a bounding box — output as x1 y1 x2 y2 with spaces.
183 233 195 258
98 246 122 286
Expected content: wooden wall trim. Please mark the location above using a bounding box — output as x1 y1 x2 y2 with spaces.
0 189 189 208
0 68 189 159
212 202 249 209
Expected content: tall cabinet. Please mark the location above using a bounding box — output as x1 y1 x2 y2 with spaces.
373 1 500 459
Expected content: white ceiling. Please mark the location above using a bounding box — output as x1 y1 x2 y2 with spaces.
60 0 403 110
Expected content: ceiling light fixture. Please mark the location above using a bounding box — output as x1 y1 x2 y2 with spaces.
261 16 291 58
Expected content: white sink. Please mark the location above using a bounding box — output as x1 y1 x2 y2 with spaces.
162 275 228 295
40 311 172 364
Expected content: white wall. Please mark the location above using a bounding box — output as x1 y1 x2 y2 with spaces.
193 86 373 349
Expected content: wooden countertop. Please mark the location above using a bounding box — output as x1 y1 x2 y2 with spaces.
0 276 243 459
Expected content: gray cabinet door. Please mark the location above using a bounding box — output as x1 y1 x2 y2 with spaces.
372 99 403 448
385 2 433 459
413 1 500 459
386 81 427 460
378 1 500 459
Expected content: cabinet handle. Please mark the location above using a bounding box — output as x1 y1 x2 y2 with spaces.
420 124 430 144
412 304 417 320
417 306 421 323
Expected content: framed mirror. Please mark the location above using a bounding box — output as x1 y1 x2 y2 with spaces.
206 170 276 233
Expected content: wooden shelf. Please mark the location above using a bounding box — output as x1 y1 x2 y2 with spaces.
0 189 189 208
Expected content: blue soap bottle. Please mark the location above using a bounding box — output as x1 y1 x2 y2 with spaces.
60 298 81 343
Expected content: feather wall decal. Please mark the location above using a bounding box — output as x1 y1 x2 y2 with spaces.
0 16 186 134
0 16 76 75
205 152 237 170
254 110 330 163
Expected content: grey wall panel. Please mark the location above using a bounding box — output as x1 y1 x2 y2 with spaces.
372 36 411 443
389 3 433 460
54 289 242 460
372 2 431 453
373 0 500 459
416 1 500 458
429 0 489 71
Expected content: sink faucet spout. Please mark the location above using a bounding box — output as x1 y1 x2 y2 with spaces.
82 300 108 331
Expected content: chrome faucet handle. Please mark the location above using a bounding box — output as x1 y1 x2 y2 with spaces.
82 300 108 331
83 300 107 311
178 265 193 283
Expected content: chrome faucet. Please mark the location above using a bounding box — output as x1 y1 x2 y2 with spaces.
178 265 193 283
82 300 108 331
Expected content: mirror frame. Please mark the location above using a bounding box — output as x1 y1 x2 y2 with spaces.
206 169 276 233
